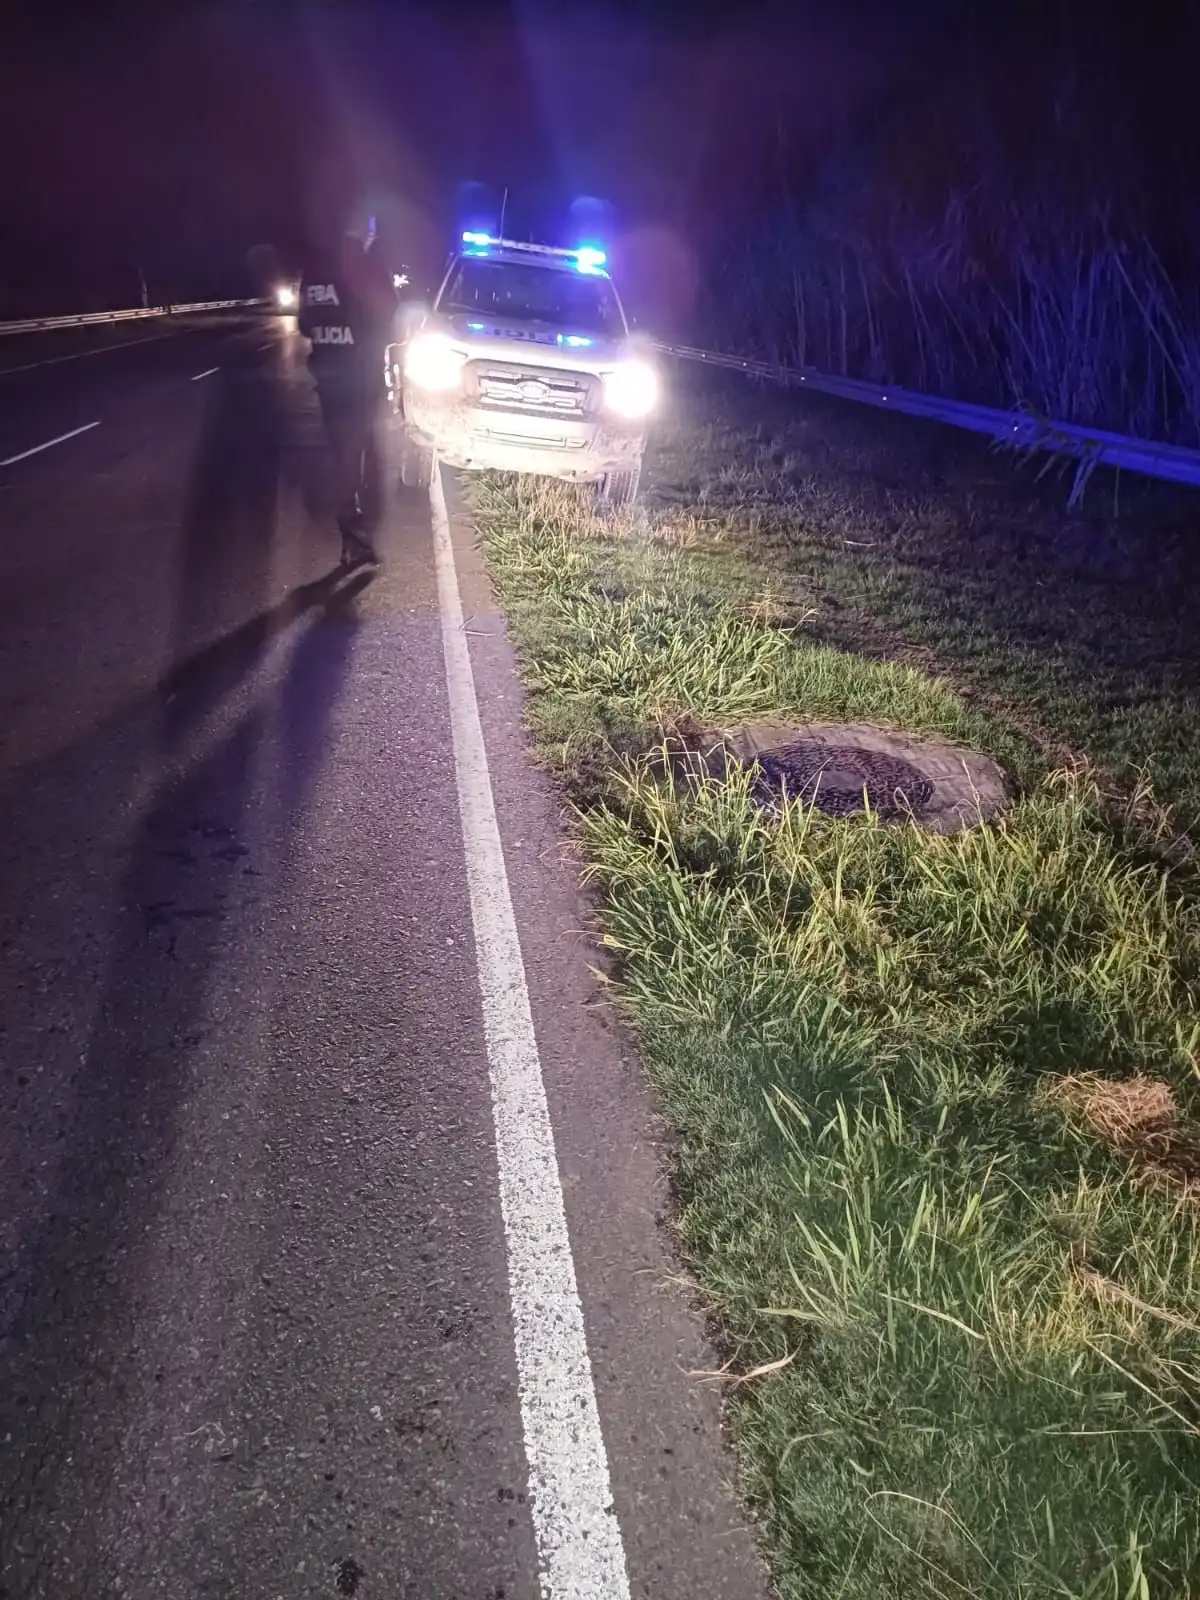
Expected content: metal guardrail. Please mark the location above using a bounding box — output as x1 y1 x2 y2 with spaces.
655 340 1200 501
0 298 269 337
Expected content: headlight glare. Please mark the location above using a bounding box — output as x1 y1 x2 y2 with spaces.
405 332 468 392
602 359 659 420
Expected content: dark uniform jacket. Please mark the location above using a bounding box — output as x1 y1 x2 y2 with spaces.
298 237 396 398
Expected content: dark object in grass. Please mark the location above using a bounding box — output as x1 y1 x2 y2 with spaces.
715 721 1009 833
749 741 933 820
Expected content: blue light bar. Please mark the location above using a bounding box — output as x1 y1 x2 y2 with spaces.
557 333 593 348
458 234 611 272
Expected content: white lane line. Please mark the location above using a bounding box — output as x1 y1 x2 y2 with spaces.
255 342 274 353
430 464 631 1600
191 366 220 381
1 420 101 467
0 331 171 379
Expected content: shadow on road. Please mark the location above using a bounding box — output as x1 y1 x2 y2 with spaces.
158 567 348 738
163 361 284 751
0 363 370 1593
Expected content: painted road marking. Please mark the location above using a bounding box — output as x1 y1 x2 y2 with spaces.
0 332 171 379
1 421 101 467
431 464 631 1600
191 366 219 381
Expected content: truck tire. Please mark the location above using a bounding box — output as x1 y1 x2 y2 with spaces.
399 434 434 490
597 465 641 507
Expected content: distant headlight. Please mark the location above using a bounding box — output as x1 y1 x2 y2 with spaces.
276 284 297 309
602 359 659 420
405 331 468 392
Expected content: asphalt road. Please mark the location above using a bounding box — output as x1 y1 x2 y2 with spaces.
0 312 765 1598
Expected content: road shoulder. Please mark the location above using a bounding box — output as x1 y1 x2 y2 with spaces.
438 467 768 1600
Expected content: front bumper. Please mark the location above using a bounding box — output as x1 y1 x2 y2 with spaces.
403 391 645 480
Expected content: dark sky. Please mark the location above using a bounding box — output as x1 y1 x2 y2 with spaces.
0 2 925 292
0 0 1188 315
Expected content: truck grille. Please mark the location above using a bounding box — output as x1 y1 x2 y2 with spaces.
466 361 597 415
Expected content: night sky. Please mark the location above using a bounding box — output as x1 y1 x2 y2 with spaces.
0 0 1190 320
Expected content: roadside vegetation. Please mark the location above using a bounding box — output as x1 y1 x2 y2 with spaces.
653 376 1200 835
709 10 1200 447
466 378 1200 1599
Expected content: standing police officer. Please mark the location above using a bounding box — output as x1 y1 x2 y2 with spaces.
299 205 396 568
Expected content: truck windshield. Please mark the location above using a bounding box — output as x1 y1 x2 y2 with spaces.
441 258 624 337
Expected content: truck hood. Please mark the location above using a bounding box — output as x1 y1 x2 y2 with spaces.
439 311 628 368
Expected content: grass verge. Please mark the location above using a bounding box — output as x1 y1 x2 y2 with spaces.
651 375 1200 834
465 385 1200 1599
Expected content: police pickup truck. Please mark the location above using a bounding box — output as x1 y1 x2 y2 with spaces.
397 234 658 504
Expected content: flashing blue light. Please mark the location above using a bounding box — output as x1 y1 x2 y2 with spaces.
575 246 607 274
462 230 494 247
557 333 593 348
467 321 486 331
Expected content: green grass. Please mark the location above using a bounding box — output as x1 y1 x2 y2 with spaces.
465 401 1200 1598
649 381 1200 831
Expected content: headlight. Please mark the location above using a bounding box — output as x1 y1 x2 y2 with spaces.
602 359 659 420
276 285 297 309
404 331 469 392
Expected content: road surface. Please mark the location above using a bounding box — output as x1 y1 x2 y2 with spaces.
0 312 765 1599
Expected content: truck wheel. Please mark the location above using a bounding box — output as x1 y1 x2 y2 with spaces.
597 466 641 507
399 435 434 489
